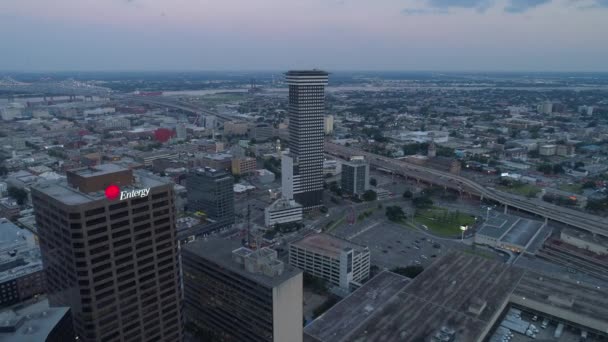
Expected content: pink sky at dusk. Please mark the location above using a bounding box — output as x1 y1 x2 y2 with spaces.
1 0 607 71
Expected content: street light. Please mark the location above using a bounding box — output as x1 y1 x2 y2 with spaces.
460 225 468 242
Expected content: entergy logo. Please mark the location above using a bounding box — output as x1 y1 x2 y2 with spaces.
105 184 150 201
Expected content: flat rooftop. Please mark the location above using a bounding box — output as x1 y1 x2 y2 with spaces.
477 213 544 248
304 271 411 342
0 298 70 342
68 163 128 178
32 170 169 206
183 238 301 288
304 251 608 341
285 70 329 76
0 219 42 283
291 233 368 259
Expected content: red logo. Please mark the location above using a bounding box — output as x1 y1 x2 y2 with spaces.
105 184 120 200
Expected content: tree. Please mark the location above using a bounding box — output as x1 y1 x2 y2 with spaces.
0 165 7 176
403 190 413 199
385 206 406 222
362 190 377 202
582 181 596 189
497 137 507 145
391 265 424 278
412 196 433 209
8 187 28 205
369 178 377 187
537 163 553 175
552 164 564 174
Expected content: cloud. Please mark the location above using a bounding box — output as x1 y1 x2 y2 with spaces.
505 0 552 12
401 8 450 15
426 0 495 11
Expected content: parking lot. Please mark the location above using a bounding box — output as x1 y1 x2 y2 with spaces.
334 218 448 270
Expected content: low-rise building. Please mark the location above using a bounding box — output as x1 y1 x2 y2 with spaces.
0 219 45 308
265 198 303 227
0 298 73 342
290 233 370 290
231 157 257 175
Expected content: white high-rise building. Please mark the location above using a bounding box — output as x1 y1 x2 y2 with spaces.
324 115 334 135
176 123 187 140
284 70 329 209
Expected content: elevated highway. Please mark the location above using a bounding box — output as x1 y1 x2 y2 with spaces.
118 95 237 122
325 142 608 238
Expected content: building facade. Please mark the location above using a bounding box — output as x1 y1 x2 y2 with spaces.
231 157 257 176
289 233 370 290
187 167 235 226
182 239 303 342
284 70 329 209
265 198 303 227
0 219 45 308
31 164 183 342
341 158 369 196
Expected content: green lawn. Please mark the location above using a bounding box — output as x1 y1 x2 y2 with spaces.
414 207 476 237
558 183 583 194
498 183 541 198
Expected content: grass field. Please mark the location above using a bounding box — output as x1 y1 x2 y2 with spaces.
414 207 476 237
498 183 541 198
558 183 583 194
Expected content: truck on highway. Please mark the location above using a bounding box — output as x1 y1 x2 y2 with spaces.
554 323 564 339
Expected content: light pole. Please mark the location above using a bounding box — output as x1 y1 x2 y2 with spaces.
486 207 491 221
460 225 468 242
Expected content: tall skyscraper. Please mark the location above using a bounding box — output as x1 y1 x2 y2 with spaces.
31 164 183 342
186 167 234 226
182 238 303 342
283 70 329 209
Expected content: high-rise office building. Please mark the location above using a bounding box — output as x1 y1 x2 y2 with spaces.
186 167 234 226
341 158 370 196
283 70 329 209
182 238 303 342
31 164 183 342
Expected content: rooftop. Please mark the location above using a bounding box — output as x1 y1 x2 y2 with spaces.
304 271 410 342
291 233 368 259
303 251 608 342
183 238 301 288
477 213 544 248
68 164 127 178
32 169 169 206
285 70 329 76
0 298 70 342
0 219 42 283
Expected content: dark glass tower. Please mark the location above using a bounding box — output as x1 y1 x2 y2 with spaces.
186 167 235 226
285 70 329 209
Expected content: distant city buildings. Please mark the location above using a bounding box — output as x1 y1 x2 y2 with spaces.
187 167 235 227
289 233 370 291
182 239 303 342
31 164 183 341
341 158 369 196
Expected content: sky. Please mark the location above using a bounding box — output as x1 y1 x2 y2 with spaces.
1 0 607 72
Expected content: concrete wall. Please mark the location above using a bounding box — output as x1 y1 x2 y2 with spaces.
273 272 303 342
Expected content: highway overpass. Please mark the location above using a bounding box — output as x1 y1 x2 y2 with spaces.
119 95 237 123
325 142 608 238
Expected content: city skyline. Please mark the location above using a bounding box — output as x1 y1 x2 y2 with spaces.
1 0 608 72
